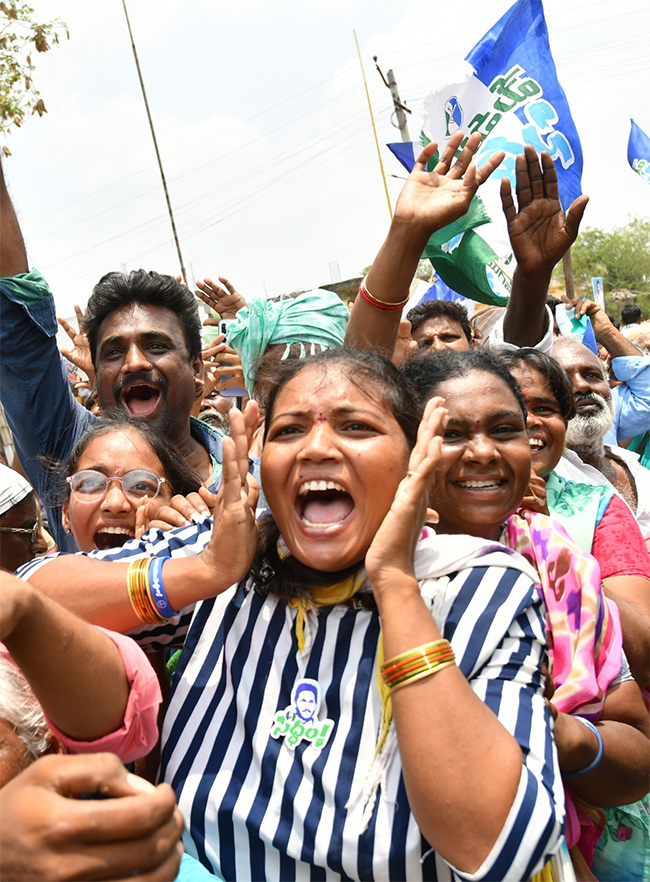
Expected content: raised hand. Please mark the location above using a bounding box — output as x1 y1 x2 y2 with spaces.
500 146 589 277
200 401 260 586
394 132 505 234
196 276 247 320
365 397 447 591
58 304 95 384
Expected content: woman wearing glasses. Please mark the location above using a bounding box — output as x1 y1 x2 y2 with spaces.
61 417 200 553
0 464 48 572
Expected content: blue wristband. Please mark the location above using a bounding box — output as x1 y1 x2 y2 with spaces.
148 557 178 618
563 716 604 778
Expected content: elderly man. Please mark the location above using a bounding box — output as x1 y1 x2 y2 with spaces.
0 465 48 572
0 157 232 551
552 338 650 541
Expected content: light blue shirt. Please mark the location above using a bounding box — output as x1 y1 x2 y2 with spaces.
604 355 650 445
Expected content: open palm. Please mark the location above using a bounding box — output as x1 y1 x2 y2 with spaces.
501 146 589 275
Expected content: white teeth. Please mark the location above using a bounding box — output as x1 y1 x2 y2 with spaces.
529 438 544 449
457 480 502 489
297 480 345 495
96 526 134 536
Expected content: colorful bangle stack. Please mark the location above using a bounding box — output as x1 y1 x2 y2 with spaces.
357 276 409 313
127 557 178 624
381 639 456 693
563 717 604 778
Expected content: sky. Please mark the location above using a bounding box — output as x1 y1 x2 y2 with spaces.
2 0 649 318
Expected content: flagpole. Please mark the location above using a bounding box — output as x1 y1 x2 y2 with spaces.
562 248 576 300
121 0 188 287
354 30 393 220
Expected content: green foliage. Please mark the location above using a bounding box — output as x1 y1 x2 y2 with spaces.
569 216 650 295
0 2 68 152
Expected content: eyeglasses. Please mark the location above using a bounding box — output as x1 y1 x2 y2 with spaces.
0 521 41 543
67 469 168 503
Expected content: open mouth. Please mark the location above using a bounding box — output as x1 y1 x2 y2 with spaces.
121 382 162 418
455 478 506 490
94 526 135 550
296 480 354 528
529 437 546 452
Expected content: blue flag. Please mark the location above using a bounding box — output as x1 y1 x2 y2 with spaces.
388 0 583 306
628 119 650 185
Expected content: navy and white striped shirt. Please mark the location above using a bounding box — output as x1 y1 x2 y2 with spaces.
21 527 563 880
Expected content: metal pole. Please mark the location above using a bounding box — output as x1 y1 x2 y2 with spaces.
354 30 393 220
121 0 188 286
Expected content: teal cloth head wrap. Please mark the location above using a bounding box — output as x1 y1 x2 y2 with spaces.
226 289 349 393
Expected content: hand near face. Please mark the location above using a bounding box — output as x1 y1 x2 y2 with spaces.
394 132 505 235
202 339 247 394
0 753 184 881
519 471 549 517
200 402 260 587
500 146 589 277
365 397 446 593
58 304 96 386
144 486 217 533
391 319 417 367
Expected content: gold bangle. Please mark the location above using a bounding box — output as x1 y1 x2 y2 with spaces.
381 639 456 690
389 659 456 693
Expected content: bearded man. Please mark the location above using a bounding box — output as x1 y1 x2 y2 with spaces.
552 338 650 542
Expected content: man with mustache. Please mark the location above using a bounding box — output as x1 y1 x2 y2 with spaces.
0 157 228 552
552 337 650 542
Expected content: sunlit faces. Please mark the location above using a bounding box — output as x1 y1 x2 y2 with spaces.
62 428 173 552
261 365 411 573
553 342 616 450
431 373 532 540
510 367 567 478
94 304 202 441
552 340 612 409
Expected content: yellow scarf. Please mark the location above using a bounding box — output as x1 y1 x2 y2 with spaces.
285 563 392 759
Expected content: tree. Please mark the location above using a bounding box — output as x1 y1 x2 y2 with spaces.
568 216 650 295
0 2 68 154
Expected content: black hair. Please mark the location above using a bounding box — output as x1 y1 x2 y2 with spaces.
606 313 621 330
545 295 562 317
84 270 203 366
496 348 576 421
406 300 472 343
401 349 527 419
621 303 642 325
251 348 421 600
262 348 421 450
63 414 202 501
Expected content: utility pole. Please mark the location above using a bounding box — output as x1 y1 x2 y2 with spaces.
374 58 411 143
122 0 188 287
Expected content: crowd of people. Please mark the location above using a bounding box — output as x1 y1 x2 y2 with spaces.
0 130 648 882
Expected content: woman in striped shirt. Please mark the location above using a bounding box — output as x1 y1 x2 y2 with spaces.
19 349 563 881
